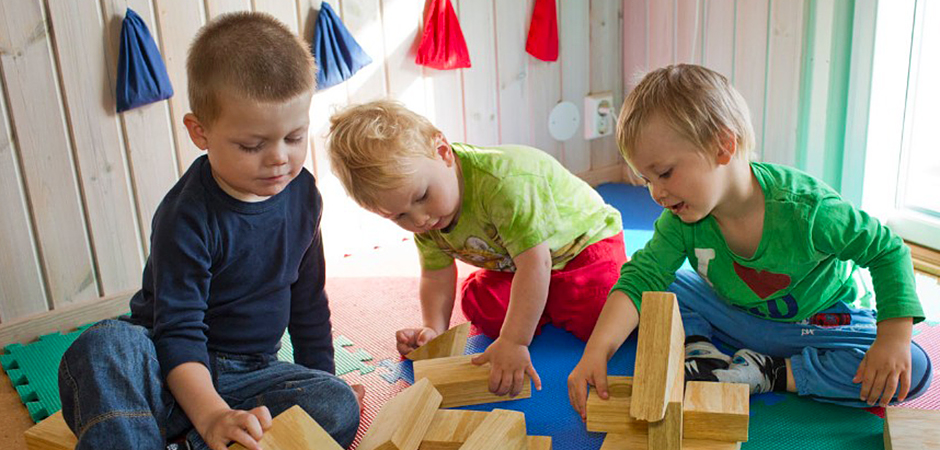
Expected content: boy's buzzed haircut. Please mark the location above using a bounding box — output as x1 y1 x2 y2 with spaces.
187 12 315 126
327 100 442 210
617 64 755 162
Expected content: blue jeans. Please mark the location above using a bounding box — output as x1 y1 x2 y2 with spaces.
669 270 933 407
58 319 360 449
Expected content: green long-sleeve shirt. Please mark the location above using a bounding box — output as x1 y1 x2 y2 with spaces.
612 162 923 323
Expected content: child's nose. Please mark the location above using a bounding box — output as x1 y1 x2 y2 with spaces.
266 144 289 165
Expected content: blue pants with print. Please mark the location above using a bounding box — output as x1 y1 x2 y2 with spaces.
669 270 932 407
58 319 360 450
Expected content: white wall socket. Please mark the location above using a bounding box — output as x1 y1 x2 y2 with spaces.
584 92 614 140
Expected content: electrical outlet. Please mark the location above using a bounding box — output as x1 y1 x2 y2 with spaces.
584 92 614 140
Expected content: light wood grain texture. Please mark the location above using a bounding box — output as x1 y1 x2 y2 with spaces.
526 0 563 162
413 354 531 408
458 409 526 450
586 376 647 434
622 0 648 90
884 407 940 450
24 411 74 450
407 322 471 361
228 405 342 450
101 0 179 255
458 0 500 146
703 0 735 78
421 410 551 450
382 0 427 115
761 0 804 166
495 0 531 146
630 292 685 422
648 366 683 450
0 291 133 348
206 0 252 19
559 0 590 173
589 0 623 170
600 432 741 450
682 382 748 442
0 0 97 308
675 0 700 64
0 43 46 321
358 378 443 450
46 0 144 296
909 242 940 278
648 0 675 69
578 165 625 187
733 0 769 158
252 0 300 33
342 0 388 104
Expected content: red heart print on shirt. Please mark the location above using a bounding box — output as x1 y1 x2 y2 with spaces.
733 261 791 299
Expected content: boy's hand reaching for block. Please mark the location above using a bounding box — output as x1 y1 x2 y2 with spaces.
396 327 439 355
201 405 272 450
472 336 542 397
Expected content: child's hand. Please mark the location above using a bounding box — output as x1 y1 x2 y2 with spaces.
395 327 439 355
471 337 542 397
854 335 912 406
199 406 273 450
567 352 609 421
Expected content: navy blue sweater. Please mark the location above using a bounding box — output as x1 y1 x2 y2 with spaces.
128 156 334 378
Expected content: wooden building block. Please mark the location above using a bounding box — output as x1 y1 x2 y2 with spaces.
884 406 940 449
407 322 471 361
459 409 526 450
585 376 647 434
359 378 443 450
648 364 684 450
683 382 749 442
413 354 530 408
420 409 550 450
600 433 740 450
630 291 685 422
229 405 342 450
24 411 75 450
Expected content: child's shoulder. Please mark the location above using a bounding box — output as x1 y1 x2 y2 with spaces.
752 162 840 206
456 142 564 180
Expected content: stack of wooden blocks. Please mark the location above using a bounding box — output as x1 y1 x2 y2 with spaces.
586 292 750 450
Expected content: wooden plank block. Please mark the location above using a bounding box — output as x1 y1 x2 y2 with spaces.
585 376 647 434
884 407 940 450
683 382 749 442
46 0 144 296
459 409 526 450
229 405 342 450
420 409 551 450
559 0 590 173
413 354 531 408
407 322 471 361
24 411 75 450
0 0 98 307
648 366 684 450
600 433 740 450
630 292 685 422
458 0 499 146
359 378 443 450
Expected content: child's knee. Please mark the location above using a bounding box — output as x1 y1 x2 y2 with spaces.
296 375 360 447
907 342 933 399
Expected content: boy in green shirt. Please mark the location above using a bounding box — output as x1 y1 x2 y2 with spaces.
568 65 931 418
328 100 625 398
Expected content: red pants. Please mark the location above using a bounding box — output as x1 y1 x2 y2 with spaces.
460 232 627 342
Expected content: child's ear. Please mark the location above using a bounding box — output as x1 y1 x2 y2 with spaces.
183 113 210 151
435 135 455 165
715 129 736 165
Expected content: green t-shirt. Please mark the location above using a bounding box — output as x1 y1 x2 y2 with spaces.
611 162 923 323
415 143 622 272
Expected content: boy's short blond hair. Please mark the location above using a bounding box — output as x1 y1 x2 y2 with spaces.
617 64 754 162
187 12 315 126
328 100 442 210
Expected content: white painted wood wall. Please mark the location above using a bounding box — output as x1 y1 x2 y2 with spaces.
0 0 810 330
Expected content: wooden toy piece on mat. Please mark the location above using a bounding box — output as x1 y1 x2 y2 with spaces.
600 433 741 450
630 291 685 422
24 411 75 450
420 409 551 450
407 322 471 361
585 376 647 434
682 382 749 442
648 362 684 450
884 406 940 449
459 409 526 450
413 354 531 408
359 377 443 450
229 405 342 450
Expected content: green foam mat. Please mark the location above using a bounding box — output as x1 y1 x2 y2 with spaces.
1 324 94 422
278 332 375 376
746 393 885 449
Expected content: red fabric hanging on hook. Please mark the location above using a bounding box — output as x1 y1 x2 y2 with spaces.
416 0 471 70
526 0 559 62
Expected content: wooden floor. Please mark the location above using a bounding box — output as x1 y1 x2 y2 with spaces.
0 367 35 450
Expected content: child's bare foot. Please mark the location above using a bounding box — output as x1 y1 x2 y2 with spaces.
351 384 366 412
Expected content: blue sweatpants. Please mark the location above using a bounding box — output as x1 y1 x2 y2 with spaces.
668 270 933 407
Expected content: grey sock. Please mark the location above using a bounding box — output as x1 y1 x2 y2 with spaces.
713 348 786 394
684 339 732 382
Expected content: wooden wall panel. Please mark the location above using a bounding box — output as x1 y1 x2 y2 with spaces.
206 0 252 18
762 0 805 166
459 0 499 146
560 0 591 173
46 0 143 296
703 0 735 79
676 0 701 64
648 0 675 69
342 0 388 104
495 0 531 145
102 0 179 255
526 0 563 161
733 0 770 158
254 0 301 33
0 0 98 307
589 0 623 169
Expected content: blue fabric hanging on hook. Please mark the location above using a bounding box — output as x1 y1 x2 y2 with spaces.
115 8 173 113
312 2 372 89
